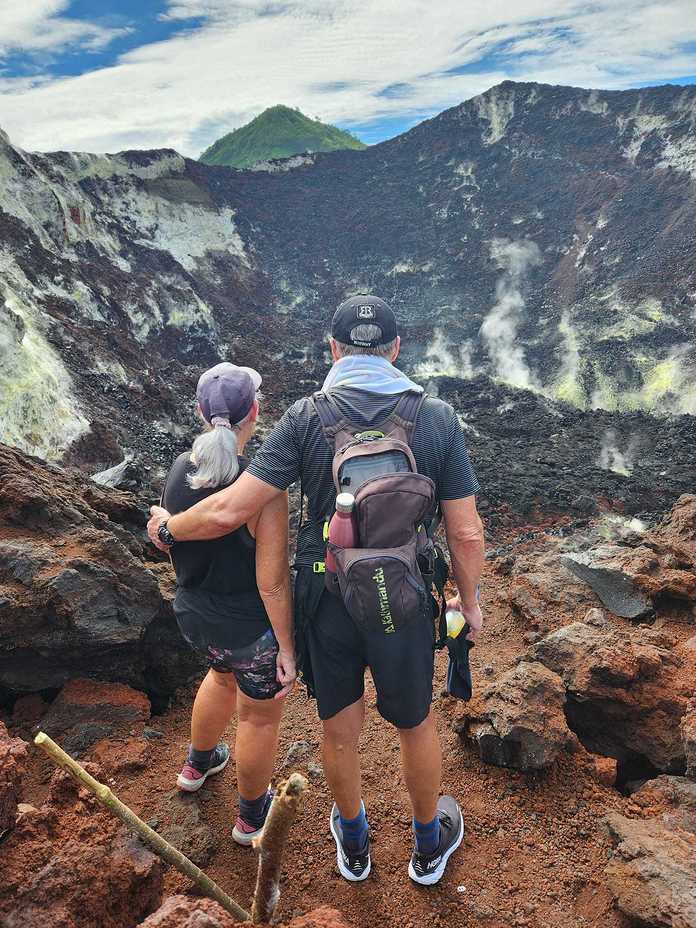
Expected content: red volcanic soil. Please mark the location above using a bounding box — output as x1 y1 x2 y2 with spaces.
10 555 646 928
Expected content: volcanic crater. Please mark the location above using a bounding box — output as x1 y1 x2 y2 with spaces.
1 80 696 928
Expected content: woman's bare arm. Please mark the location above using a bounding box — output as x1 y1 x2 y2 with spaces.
254 492 295 696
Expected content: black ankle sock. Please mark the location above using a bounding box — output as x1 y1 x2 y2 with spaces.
239 789 271 828
188 746 215 772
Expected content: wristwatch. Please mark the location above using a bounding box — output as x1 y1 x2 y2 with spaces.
157 520 177 547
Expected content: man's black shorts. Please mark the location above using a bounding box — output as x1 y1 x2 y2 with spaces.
304 581 436 729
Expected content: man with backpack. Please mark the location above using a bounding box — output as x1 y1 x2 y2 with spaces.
148 295 484 885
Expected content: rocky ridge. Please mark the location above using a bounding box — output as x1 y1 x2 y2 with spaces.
462 495 696 787
458 494 696 927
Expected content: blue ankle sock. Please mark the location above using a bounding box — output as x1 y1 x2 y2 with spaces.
188 746 215 772
413 815 440 854
240 789 272 828
340 803 369 852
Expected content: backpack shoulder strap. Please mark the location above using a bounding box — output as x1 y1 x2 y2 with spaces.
310 391 356 452
383 390 427 446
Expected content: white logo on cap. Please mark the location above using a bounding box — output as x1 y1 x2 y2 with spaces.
357 305 375 319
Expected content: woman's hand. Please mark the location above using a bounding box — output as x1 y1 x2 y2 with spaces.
275 648 296 699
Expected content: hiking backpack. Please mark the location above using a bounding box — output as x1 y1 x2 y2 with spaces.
311 389 441 635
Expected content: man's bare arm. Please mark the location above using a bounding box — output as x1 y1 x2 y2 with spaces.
148 471 282 545
441 495 485 640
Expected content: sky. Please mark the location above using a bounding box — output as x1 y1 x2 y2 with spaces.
1 0 695 157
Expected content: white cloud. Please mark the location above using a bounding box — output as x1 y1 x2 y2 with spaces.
1 0 695 156
0 0 129 55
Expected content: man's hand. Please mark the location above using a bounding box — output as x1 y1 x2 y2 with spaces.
275 648 296 699
148 505 172 552
447 595 483 643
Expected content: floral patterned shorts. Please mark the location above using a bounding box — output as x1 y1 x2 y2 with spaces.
202 629 281 700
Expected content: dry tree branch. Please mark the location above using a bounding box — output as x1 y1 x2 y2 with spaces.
251 772 308 924
34 731 251 923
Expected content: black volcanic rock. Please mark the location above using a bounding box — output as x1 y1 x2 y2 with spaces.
433 376 696 534
0 444 200 704
560 549 654 619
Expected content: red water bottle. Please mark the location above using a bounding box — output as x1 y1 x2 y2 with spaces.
325 492 358 594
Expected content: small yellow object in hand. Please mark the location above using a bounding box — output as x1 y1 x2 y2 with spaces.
445 610 466 639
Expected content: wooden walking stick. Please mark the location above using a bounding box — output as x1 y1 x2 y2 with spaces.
251 772 308 924
34 732 251 923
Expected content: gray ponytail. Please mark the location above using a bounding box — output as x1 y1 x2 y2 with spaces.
188 416 241 490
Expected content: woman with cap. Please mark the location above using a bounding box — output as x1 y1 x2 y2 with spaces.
159 362 295 845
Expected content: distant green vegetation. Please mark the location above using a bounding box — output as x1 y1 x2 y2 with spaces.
199 105 367 168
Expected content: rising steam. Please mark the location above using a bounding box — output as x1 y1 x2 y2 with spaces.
480 238 542 390
415 328 477 380
597 429 637 476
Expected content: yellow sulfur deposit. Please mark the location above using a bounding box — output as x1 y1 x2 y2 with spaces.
0 294 89 461
642 357 680 400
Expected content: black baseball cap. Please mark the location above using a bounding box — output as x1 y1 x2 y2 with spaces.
196 362 262 425
331 295 398 347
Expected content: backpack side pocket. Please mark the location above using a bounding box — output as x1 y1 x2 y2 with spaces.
334 542 429 635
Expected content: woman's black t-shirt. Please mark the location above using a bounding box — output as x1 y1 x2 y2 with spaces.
162 453 270 650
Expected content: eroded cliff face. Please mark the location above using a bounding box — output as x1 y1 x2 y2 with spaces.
0 132 263 466
1 81 695 473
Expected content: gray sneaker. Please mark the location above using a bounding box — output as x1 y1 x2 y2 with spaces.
408 796 464 885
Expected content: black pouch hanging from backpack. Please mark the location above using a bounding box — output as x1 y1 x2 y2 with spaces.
293 564 326 699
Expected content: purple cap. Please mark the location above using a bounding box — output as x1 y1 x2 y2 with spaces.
196 362 262 425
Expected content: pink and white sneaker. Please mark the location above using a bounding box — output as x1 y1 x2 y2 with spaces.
232 788 274 846
232 815 264 846
176 742 230 793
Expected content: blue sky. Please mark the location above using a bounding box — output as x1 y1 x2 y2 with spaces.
1 1 696 156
